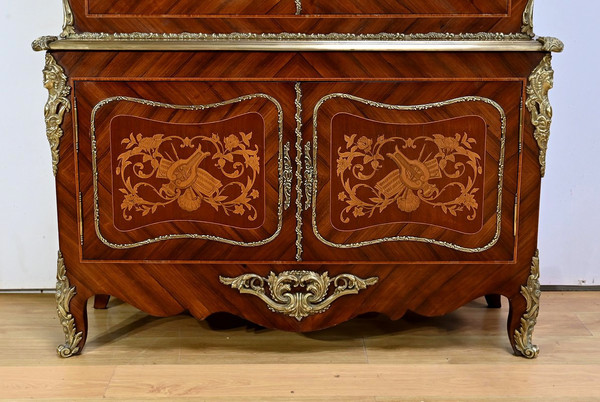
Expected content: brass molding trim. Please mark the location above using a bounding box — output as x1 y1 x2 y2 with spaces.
220 271 378 321
522 0 535 37
43 53 71 176
42 38 550 53
312 94 506 253
514 249 541 358
61 0 75 38
283 142 293 210
304 141 313 211
64 31 532 41
295 0 302 15
294 83 304 261
526 54 555 178
90 94 284 249
56 251 83 358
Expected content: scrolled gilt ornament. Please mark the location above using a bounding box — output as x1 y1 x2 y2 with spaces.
220 271 378 321
43 54 71 176
522 0 535 37
526 54 554 177
294 83 304 261
304 142 313 211
61 0 75 38
283 142 293 210
538 37 565 53
514 250 541 358
31 36 58 51
56 251 83 358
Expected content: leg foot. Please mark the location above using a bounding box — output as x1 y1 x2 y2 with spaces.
94 294 110 309
508 250 540 358
56 251 89 357
485 294 502 308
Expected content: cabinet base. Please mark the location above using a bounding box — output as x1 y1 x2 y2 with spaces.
56 253 540 358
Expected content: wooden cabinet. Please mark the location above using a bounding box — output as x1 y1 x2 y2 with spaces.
34 1 561 358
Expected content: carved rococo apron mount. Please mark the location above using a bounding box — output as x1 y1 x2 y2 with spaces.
220 271 378 321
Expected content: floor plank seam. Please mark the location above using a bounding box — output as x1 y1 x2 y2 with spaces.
362 336 369 363
575 312 598 337
102 366 118 399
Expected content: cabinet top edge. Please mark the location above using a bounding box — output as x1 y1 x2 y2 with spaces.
32 36 563 53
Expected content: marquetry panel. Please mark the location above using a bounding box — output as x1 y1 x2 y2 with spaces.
301 81 523 263
109 112 265 232
329 113 488 234
75 81 297 261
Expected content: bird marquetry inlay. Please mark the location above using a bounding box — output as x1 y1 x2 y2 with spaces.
115 130 261 224
335 128 483 227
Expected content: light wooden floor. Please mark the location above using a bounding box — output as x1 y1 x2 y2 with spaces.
0 292 599 400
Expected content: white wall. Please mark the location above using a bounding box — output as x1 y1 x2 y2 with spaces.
0 2 598 289
0 2 62 289
536 1 600 285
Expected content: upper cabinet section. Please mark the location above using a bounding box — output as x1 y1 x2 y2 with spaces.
61 0 536 37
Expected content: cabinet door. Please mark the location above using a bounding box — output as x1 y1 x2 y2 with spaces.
75 81 296 261
301 82 522 263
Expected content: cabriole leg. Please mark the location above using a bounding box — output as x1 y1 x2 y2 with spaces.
508 250 541 358
56 251 89 357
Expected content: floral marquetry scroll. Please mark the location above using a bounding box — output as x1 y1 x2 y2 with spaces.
331 114 486 233
110 114 265 231
311 92 507 254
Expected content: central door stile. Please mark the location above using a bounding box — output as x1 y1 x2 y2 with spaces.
294 82 304 261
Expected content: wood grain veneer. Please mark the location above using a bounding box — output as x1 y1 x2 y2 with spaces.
65 0 532 35
45 48 548 357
